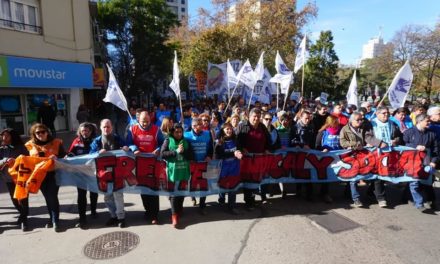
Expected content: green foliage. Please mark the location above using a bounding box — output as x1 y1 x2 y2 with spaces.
97 0 179 97
303 30 340 98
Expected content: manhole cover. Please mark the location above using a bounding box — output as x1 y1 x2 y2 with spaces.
83 231 139 259
308 211 362 233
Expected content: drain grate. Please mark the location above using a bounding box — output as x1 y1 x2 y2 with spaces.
83 231 140 259
308 211 362 233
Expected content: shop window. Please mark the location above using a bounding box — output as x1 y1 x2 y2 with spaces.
0 0 41 33
0 95 24 135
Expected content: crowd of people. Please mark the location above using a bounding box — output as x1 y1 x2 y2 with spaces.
1 96 439 232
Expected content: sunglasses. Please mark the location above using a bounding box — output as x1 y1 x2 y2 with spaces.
35 130 47 135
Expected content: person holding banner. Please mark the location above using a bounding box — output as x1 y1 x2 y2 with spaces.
67 122 98 229
160 123 191 228
126 110 160 224
290 110 316 201
403 114 439 211
0 128 30 231
237 108 271 210
339 112 369 207
365 106 403 208
26 123 66 232
215 122 243 214
184 117 213 214
90 119 130 228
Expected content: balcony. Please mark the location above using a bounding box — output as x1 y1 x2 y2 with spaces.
0 18 42 34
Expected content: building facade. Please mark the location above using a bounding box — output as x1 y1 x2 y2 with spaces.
361 35 386 62
165 0 188 21
0 0 97 135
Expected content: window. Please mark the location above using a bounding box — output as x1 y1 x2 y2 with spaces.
181 0 185 4
166 0 174 2
0 0 40 33
181 7 185 12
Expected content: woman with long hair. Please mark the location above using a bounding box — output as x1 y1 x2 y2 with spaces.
26 123 66 232
0 128 30 231
67 122 98 229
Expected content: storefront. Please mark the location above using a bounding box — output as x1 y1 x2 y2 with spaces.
0 55 93 135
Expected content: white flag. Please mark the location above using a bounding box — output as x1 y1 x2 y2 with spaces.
346 70 358 107
254 51 265 81
275 51 291 75
169 50 180 98
227 59 238 90
237 59 257 90
388 61 413 109
104 64 129 112
294 35 307 73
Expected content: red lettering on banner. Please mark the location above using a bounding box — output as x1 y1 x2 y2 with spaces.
338 150 377 178
291 152 311 179
396 150 429 179
113 156 136 190
95 156 116 192
189 162 208 191
155 160 175 191
266 154 288 179
136 156 159 190
307 154 334 180
377 151 401 176
240 155 267 182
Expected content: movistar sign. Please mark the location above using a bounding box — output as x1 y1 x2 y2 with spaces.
0 55 93 89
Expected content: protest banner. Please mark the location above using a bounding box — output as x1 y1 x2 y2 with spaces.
11 146 432 199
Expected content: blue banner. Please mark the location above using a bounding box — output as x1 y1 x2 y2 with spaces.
53 147 433 197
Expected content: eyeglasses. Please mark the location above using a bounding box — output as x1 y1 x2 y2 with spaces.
35 130 47 135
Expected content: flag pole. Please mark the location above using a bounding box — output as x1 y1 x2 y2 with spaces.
276 83 280 111
283 87 289 110
178 93 184 124
247 88 254 112
301 61 305 96
224 81 240 115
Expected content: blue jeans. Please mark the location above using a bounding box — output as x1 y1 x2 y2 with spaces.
350 181 360 202
104 192 125 219
409 181 424 208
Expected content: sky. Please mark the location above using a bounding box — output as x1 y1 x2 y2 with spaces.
188 0 440 66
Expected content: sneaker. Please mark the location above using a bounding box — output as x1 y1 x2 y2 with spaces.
105 217 118 227
218 197 225 205
45 222 53 228
118 219 126 228
282 192 287 199
21 220 29 232
378 200 387 208
53 222 61 233
245 204 255 211
416 205 425 211
151 219 158 225
352 200 363 208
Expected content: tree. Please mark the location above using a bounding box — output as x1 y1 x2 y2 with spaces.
173 0 317 76
97 0 179 100
303 30 340 98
